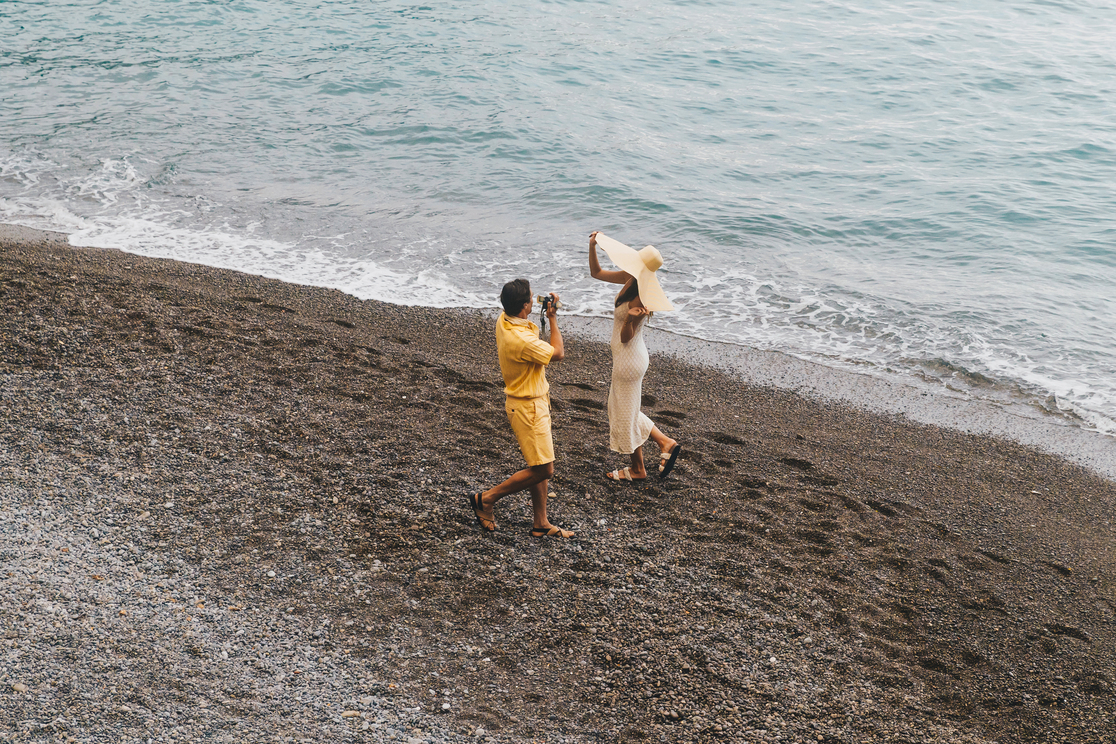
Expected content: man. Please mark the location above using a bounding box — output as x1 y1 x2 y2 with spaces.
468 278 575 538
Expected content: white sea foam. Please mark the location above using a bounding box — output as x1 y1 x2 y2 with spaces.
6 174 1116 443
4 0 1116 464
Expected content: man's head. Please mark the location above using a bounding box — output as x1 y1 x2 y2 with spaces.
500 278 532 317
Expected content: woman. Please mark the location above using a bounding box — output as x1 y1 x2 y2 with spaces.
589 231 682 481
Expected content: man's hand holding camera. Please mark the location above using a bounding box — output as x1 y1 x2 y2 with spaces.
541 292 560 318
537 292 561 318
538 292 564 360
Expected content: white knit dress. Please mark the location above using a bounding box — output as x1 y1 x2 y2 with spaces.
608 301 655 454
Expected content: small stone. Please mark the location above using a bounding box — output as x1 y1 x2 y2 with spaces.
441 702 451 710
341 710 361 718
12 683 28 693
267 571 276 578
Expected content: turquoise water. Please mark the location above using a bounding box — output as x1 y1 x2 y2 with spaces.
3 0 1116 435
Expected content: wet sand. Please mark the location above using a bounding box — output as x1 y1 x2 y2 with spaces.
3 226 1115 743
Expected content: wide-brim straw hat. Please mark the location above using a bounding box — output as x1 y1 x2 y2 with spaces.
595 233 675 312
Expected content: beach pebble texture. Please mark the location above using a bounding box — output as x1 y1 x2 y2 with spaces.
2 231 1115 743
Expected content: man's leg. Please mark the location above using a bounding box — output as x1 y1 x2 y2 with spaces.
476 463 553 522
527 474 574 537
473 397 571 534
528 476 550 530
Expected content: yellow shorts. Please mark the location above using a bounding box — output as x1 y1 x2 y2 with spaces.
505 395 554 467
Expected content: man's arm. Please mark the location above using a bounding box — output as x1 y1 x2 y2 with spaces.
546 293 565 361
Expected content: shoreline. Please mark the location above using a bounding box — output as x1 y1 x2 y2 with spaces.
643 324 1116 481
4 225 1116 743
484 311 1116 483
6 222 1113 481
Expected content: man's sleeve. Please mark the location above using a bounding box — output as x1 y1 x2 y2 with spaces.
520 337 554 365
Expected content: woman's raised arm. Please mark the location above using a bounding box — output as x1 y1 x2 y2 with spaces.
589 231 631 284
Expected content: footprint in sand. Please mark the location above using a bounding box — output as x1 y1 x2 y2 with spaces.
779 456 816 471
1044 623 1091 643
709 432 744 446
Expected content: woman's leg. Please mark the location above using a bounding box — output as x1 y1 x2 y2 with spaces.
628 446 647 478
649 426 678 456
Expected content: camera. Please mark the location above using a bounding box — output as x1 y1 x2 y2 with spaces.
536 294 562 311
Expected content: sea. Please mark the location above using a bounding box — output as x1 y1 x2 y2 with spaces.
3 1 1116 470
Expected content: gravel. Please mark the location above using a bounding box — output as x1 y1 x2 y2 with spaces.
2 228 1115 743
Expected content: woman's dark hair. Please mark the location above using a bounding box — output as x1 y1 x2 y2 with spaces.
615 278 640 307
500 278 532 316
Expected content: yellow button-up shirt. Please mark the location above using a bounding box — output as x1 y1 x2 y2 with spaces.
495 312 554 398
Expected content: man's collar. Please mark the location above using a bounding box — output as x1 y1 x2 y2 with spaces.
504 313 535 328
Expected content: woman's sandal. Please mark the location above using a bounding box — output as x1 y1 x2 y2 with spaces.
468 492 496 532
606 466 646 482
530 525 575 539
658 444 682 480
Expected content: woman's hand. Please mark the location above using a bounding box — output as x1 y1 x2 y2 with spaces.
620 305 648 343
589 230 629 283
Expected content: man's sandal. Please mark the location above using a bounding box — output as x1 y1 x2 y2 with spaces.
530 525 575 538
658 444 682 480
606 467 644 482
469 492 496 532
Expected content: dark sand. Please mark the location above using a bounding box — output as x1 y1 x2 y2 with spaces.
3 228 1115 743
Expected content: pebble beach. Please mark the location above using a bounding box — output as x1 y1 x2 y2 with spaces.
2 226 1115 744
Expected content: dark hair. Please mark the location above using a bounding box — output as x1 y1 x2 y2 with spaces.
500 278 532 316
615 278 640 307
